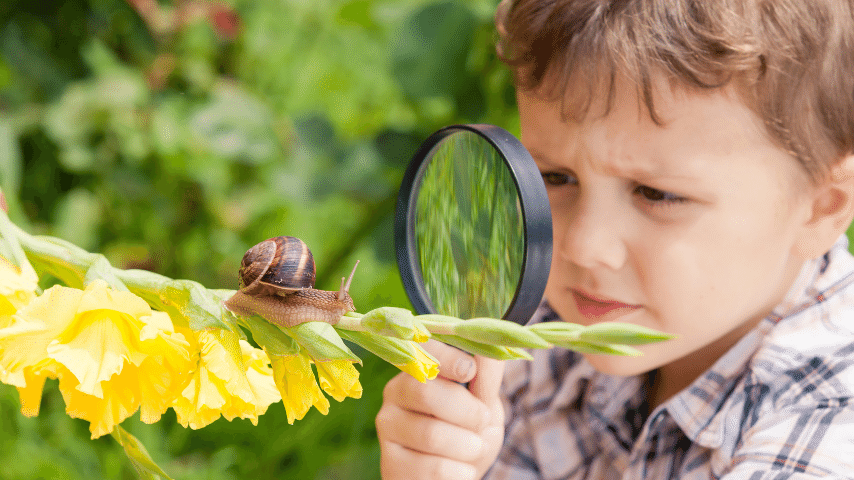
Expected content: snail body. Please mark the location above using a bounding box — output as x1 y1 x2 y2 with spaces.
224 236 358 327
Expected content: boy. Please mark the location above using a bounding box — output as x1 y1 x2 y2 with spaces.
377 0 854 478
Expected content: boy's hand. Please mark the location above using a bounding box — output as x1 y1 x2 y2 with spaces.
377 340 505 480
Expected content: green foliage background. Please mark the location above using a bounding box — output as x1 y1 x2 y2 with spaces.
0 0 517 478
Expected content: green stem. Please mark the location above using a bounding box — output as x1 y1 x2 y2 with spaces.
0 207 38 280
2 206 675 358
3 216 93 287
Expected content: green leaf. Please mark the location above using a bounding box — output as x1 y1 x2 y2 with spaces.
53 187 103 251
83 255 129 291
9 228 90 288
188 83 276 165
284 321 362 364
243 314 301 356
110 425 173 480
391 1 477 99
119 271 232 331
0 119 21 213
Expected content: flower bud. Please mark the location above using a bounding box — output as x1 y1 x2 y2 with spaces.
431 333 533 360
454 318 551 349
575 322 675 345
360 306 430 342
551 340 642 356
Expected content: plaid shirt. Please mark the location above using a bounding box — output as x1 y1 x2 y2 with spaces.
486 236 854 479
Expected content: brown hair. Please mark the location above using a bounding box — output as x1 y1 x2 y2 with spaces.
496 0 854 183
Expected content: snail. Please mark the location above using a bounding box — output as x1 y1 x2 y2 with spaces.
224 236 359 327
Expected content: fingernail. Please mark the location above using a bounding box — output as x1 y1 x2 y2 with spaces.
453 358 475 381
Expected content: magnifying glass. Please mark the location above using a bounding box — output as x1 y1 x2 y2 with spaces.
394 124 552 326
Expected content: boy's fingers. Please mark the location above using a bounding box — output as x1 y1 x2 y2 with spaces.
468 355 505 404
376 404 485 462
382 372 490 432
380 441 477 480
423 339 477 383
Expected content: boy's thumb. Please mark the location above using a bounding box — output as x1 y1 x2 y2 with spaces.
469 355 505 402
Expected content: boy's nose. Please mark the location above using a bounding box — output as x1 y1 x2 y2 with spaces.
556 198 628 271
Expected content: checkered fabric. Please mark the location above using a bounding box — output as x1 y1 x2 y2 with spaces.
486 235 854 479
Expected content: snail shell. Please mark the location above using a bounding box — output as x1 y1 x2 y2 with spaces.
226 235 360 327
238 236 316 297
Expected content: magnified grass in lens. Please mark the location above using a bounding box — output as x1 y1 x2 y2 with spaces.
415 131 524 319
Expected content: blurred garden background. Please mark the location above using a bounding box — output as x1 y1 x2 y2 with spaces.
0 0 517 478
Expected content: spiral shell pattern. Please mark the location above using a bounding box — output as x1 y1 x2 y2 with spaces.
238 236 316 296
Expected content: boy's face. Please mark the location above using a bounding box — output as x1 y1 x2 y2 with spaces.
518 79 816 377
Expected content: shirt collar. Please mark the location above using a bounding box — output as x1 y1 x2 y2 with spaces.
666 234 853 447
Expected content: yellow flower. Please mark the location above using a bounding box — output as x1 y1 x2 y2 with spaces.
394 345 439 383
0 280 193 438
314 359 362 402
172 329 280 429
0 255 39 387
269 351 330 424
0 255 38 316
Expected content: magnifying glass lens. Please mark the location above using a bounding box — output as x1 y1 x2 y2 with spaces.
396 124 551 326
414 131 524 319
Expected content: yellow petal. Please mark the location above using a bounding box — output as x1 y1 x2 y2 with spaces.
270 352 330 424
173 366 228 430
0 286 80 376
17 370 47 417
173 330 280 429
314 359 362 402
3 281 193 438
1 364 24 388
136 353 193 424
0 256 38 315
226 340 280 423
394 347 439 383
197 330 254 401
77 279 152 319
57 365 139 439
48 312 133 398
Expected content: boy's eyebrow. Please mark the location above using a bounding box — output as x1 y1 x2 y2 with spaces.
525 147 564 168
527 146 697 181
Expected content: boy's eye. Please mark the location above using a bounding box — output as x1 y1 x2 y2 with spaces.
541 172 574 186
634 185 688 204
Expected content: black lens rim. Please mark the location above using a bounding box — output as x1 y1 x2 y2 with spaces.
394 124 552 325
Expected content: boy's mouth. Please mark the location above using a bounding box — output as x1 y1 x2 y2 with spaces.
570 289 641 320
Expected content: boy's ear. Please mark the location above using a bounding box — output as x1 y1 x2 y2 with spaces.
796 154 854 259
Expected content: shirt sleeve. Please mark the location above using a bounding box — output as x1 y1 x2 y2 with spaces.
720 398 854 479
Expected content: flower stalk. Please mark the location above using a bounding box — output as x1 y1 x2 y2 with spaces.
0 197 676 438
333 310 675 359
0 188 676 479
